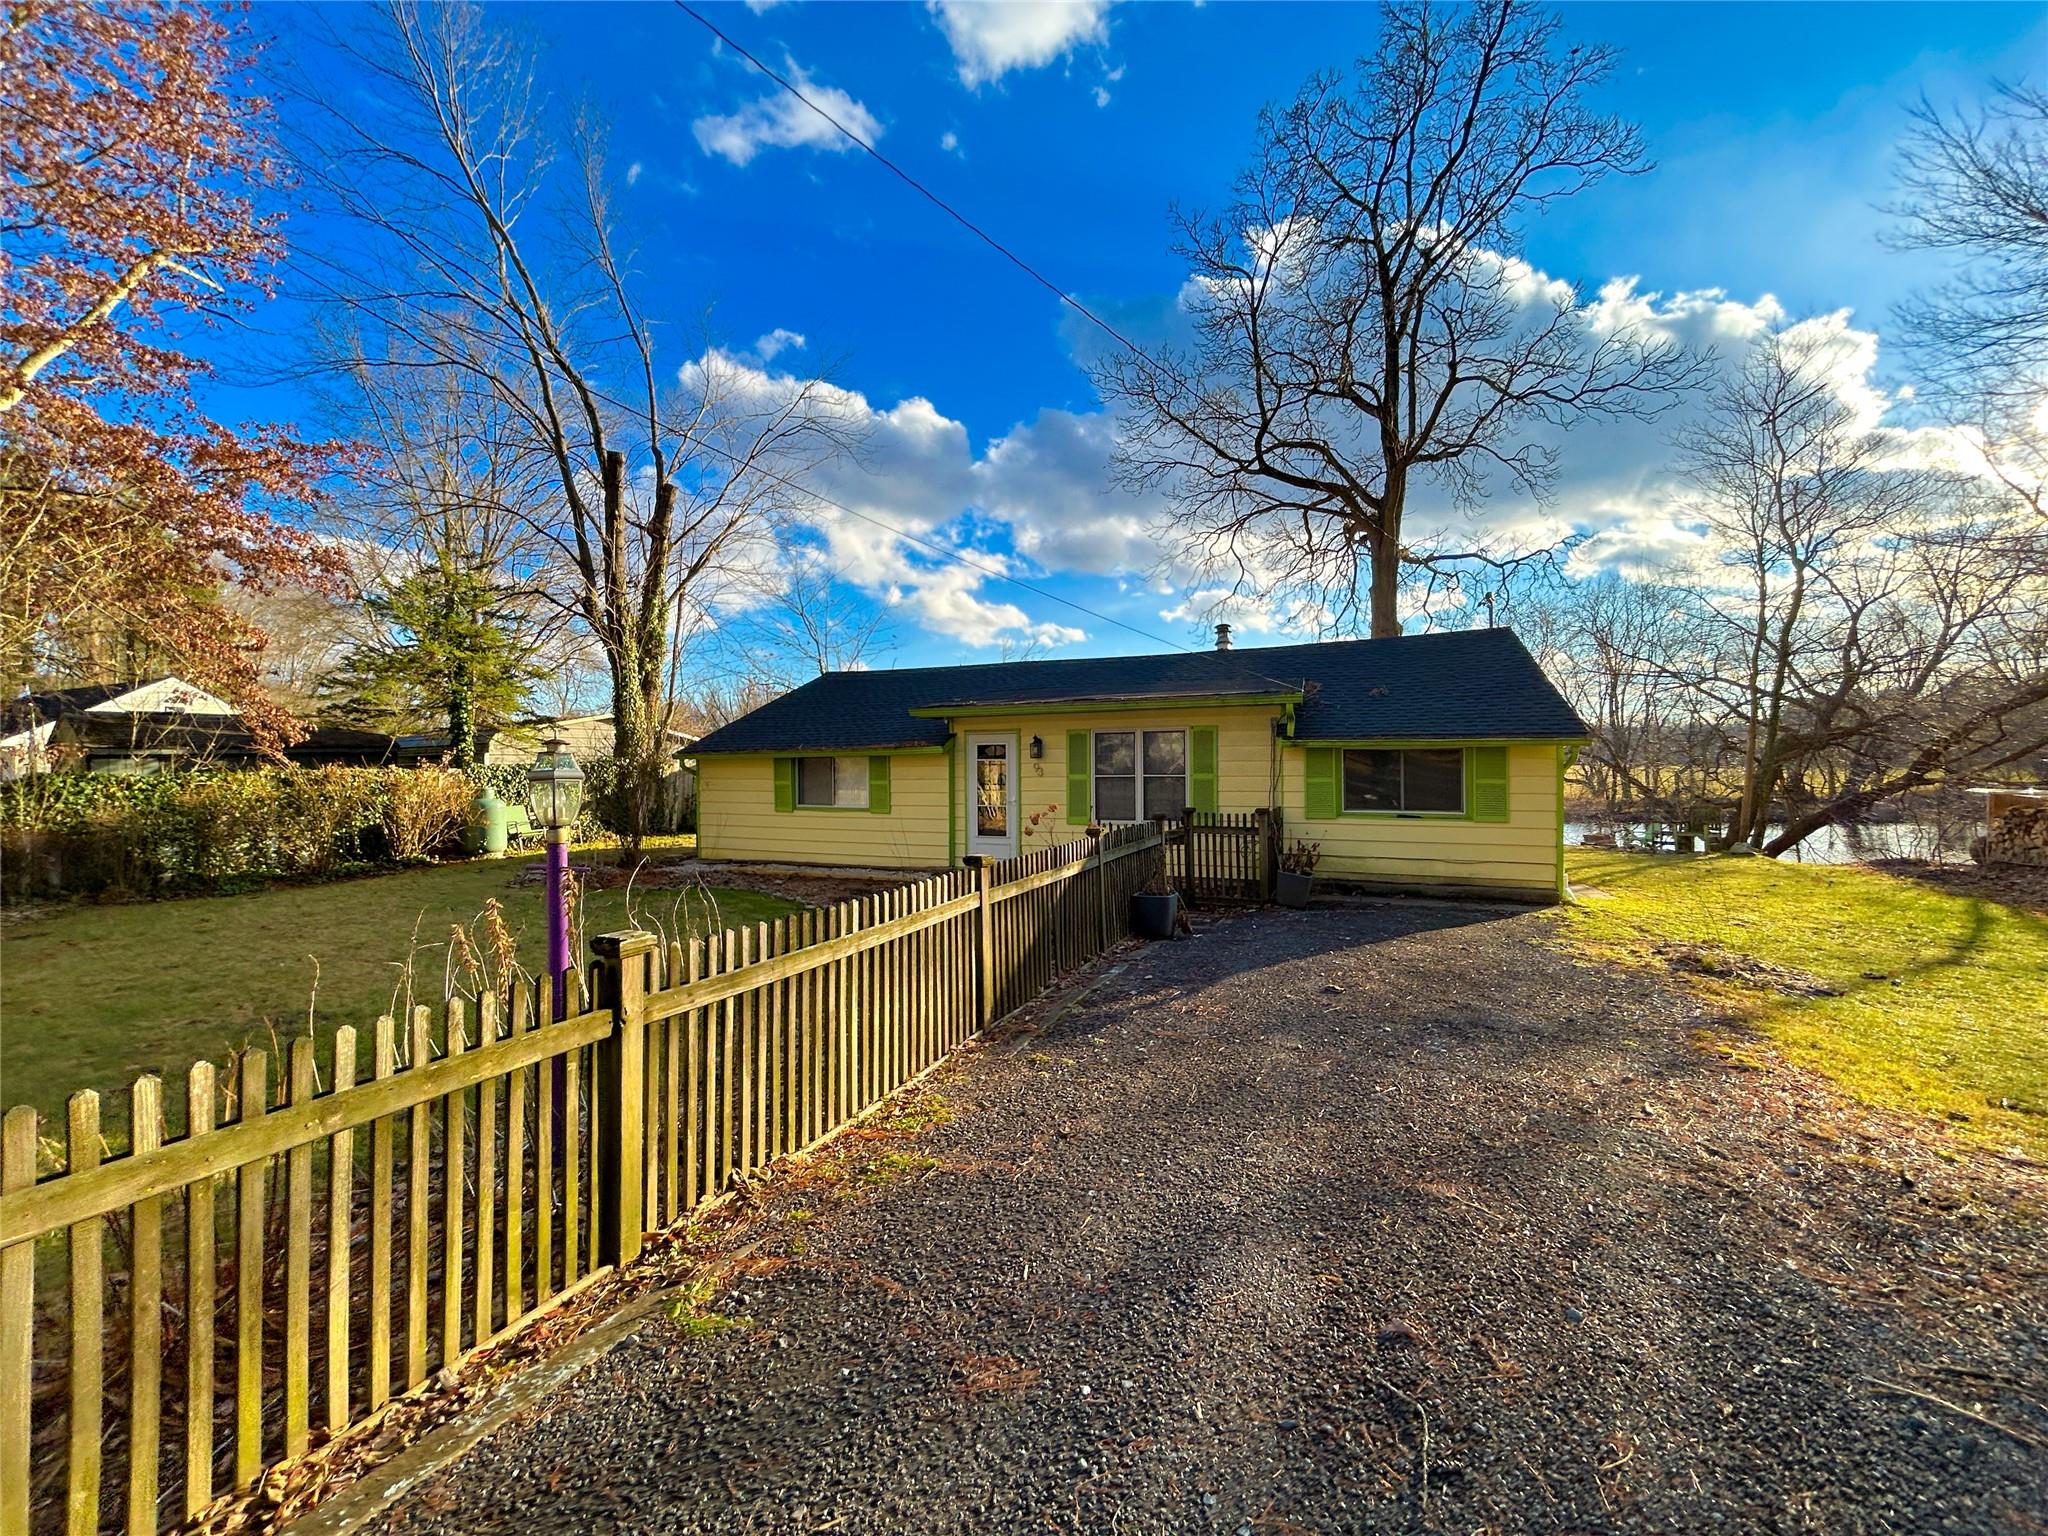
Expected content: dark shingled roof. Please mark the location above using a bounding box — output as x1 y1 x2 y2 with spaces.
688 629 1588 754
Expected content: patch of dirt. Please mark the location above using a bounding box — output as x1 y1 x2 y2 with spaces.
378 905 2048 1535
1651 938 1845 996
1867 857 2048 916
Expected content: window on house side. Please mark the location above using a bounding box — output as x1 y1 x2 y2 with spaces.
1341 747 1464 814
1093 729 1187 822
796 755 869 808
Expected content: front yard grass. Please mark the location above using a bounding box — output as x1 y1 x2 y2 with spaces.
1563 849 2048 1158
0 847 800 1126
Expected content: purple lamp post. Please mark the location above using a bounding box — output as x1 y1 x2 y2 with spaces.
526 737 585 1014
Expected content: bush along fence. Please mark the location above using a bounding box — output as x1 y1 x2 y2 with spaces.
0 822 1164 1536
0 758 687 905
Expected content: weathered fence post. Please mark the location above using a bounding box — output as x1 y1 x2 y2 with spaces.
966 856 995 1028
592 930 655 1268
1087 824 1107 955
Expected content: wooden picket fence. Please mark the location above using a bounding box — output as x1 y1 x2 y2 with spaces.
1166 807 1278 906
0 822 1164 1536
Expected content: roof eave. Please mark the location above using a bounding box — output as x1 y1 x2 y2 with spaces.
689 739 949 756
907 689 1304 718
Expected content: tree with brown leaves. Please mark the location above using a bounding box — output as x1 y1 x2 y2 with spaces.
0 0 339 739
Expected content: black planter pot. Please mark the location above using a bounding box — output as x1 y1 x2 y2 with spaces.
1275 870 1314 909
1130 890 1181 939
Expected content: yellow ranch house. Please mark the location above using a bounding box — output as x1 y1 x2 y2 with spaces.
689 627 1590 902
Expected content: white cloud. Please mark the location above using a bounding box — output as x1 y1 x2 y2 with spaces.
928 0 1111 87
753 327 806 362
692 60 881 167
939 130 961 155
1092 85 1111 108
626 161 644 186
672 349 1120 649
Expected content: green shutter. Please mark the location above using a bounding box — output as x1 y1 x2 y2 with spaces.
772 756 794 813
1470 744 1509 822
1303 746 1338 821
1066 730 1091 823
1189 726 1218 813
868 755 891 814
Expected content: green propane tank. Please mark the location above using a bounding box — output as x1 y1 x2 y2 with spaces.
465 786 510 856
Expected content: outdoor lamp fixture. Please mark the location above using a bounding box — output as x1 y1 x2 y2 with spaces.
1030 735 1044 759
528 738 585 1010
528 737 586 834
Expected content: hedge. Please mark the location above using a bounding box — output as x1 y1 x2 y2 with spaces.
0 754 692 903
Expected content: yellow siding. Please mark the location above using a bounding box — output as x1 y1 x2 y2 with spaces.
695 753 950 869
697 710 1566 899
950 705 1282 854
1280 742 1560 895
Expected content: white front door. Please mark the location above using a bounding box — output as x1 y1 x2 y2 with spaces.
965 733 1018 859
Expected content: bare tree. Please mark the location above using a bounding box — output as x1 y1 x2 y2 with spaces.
1889 82 2048 412
1636 323 2047 854
319 333 560 762
284 2 857 847
708 552 890 687
1671 329 1931 845
1096 0 1702 637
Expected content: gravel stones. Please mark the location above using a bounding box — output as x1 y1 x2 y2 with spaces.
385 904 2047 1536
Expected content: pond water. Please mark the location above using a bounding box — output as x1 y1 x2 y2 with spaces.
1564 818 1967 865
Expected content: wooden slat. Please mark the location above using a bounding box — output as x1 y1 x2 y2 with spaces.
779 917 796 1160
284 1040 316 1458
127 1076 164 1536
685 939 704 1212
584 1031 600 1276
563 1029 581 1290
754 921 771 1169
719 929 737 1192
664 950 681 1224
640 963 659 1228
473 994 497 1349
737 925 756 1178
369 1018 396 1411
183 1065 216 1516
406 1008 432 1388
442 1000 468 1362
233 1052 266 1487
67 1091 104 1536
504 979 528 1325
536 986 555 1305
0 1107 35 1536
326 1028 357 1433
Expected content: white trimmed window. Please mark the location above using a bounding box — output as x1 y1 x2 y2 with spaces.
795 755 869 808
1092 729 1187 822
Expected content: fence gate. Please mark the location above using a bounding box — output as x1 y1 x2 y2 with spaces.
1167 808 1276 905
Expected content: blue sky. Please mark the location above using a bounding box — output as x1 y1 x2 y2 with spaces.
241 1 2048 673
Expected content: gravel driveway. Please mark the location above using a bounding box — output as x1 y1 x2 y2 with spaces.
383 903 2047 1535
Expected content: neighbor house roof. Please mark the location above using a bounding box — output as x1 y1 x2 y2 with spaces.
51 712 403 764
3 677 234 735
688 629 1588 754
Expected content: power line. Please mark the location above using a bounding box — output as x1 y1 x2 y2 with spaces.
277 249 1193 653
673 0 1143 359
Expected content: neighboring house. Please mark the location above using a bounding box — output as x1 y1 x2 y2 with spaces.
395 714 697 766
1 676 404 777
688 627 1591 902
1 677 235 779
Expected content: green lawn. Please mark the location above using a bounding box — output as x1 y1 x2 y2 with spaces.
0 847 801 1127
1563 850 2048 1157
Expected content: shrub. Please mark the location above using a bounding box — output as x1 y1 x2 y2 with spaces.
384 767 474 862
